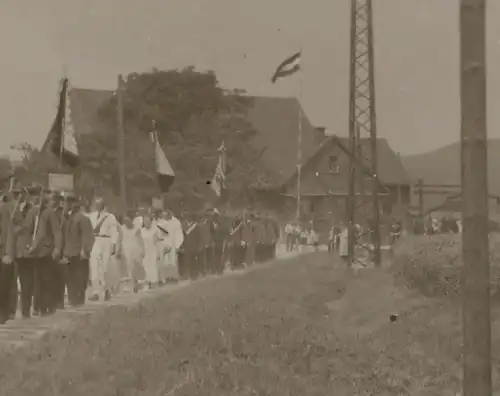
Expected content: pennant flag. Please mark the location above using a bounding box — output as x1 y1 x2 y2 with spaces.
271 51 301 83
44 77 79 168
211 141 226 197
150 130 175 193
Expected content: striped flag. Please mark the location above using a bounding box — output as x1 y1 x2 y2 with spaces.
43 77 79 168
150 129 175 193
211 141 226 197
271 51 301 83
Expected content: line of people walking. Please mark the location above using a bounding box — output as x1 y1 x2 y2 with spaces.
284 221 320 253
0 186 283 324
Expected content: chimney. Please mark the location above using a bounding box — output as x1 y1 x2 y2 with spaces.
314 126 326 136
314 127 327 144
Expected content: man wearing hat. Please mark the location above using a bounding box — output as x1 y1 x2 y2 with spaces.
60 191 94 306
12 185 42 318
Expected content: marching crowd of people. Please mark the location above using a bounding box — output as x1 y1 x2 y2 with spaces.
0 185 281 324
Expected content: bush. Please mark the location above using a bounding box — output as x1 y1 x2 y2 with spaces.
391 233 500 300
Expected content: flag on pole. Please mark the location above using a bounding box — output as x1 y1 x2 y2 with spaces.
271 51 301 83
44 77 79 168
150 129 175 193
211 141 226 197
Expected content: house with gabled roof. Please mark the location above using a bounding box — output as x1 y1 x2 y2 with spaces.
260 131 412 230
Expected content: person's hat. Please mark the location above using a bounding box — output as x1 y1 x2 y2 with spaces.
22 185 43 195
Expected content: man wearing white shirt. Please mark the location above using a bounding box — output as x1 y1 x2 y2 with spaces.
87 197 119 301
133 205 148 229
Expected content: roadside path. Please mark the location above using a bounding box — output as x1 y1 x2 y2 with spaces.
0 246 305 349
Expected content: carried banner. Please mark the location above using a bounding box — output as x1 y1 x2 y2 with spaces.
48 173 74 192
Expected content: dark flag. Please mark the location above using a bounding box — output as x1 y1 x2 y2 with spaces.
150 130 175 193
271 51 301 83
43 77 79 168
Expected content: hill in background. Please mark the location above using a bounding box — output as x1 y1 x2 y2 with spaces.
401 139 500 213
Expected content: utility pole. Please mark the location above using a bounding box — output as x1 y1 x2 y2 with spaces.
117 74 127 216
460 0 490 394
347 0 381 267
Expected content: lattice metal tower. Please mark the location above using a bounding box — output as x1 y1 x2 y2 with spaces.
346 0 382 267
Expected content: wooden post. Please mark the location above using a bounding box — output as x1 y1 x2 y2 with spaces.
117 74 127 217
460 0 491 394
417 177 424 220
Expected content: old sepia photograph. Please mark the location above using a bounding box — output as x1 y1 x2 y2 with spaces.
0 0 493 394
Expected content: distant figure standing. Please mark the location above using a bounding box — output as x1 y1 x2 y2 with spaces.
307 227 319 252
339 223 349 262
285 221 294 252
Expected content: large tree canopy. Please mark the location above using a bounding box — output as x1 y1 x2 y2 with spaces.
82 67 279 210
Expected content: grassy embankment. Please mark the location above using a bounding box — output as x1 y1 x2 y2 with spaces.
0 240 498 396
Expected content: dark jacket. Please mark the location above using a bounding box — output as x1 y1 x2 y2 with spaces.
63 210 94 258
30 205 63 258
0 200 15 259
182 220 200 253
13 203 37 259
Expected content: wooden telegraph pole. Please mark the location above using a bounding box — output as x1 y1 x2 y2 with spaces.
460 0 491 394
117 74 127 216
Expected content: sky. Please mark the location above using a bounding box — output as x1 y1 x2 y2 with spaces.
1 0 500 159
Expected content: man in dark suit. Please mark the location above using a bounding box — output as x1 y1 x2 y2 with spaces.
26 191 63 316
0 189 16 323
209 209 228 275
61 192 94 306
11 186 40 318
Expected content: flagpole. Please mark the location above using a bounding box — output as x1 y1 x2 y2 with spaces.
59 77 66 170
296 48 303 221
117 74 127 216
59 65 69 171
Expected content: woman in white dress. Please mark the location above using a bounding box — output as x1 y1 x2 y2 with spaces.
121 213 145 293
156 210 184 283
108 213 123 296
141 215 160 289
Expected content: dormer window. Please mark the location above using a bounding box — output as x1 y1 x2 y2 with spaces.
328 155 339 173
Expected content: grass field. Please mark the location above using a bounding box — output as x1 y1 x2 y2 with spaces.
1 250 499 395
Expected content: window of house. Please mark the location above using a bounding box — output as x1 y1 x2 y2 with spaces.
310 199 315 213
328 155 339 173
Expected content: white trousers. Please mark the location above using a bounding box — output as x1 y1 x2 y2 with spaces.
159 243 179 281
88 237 115 298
